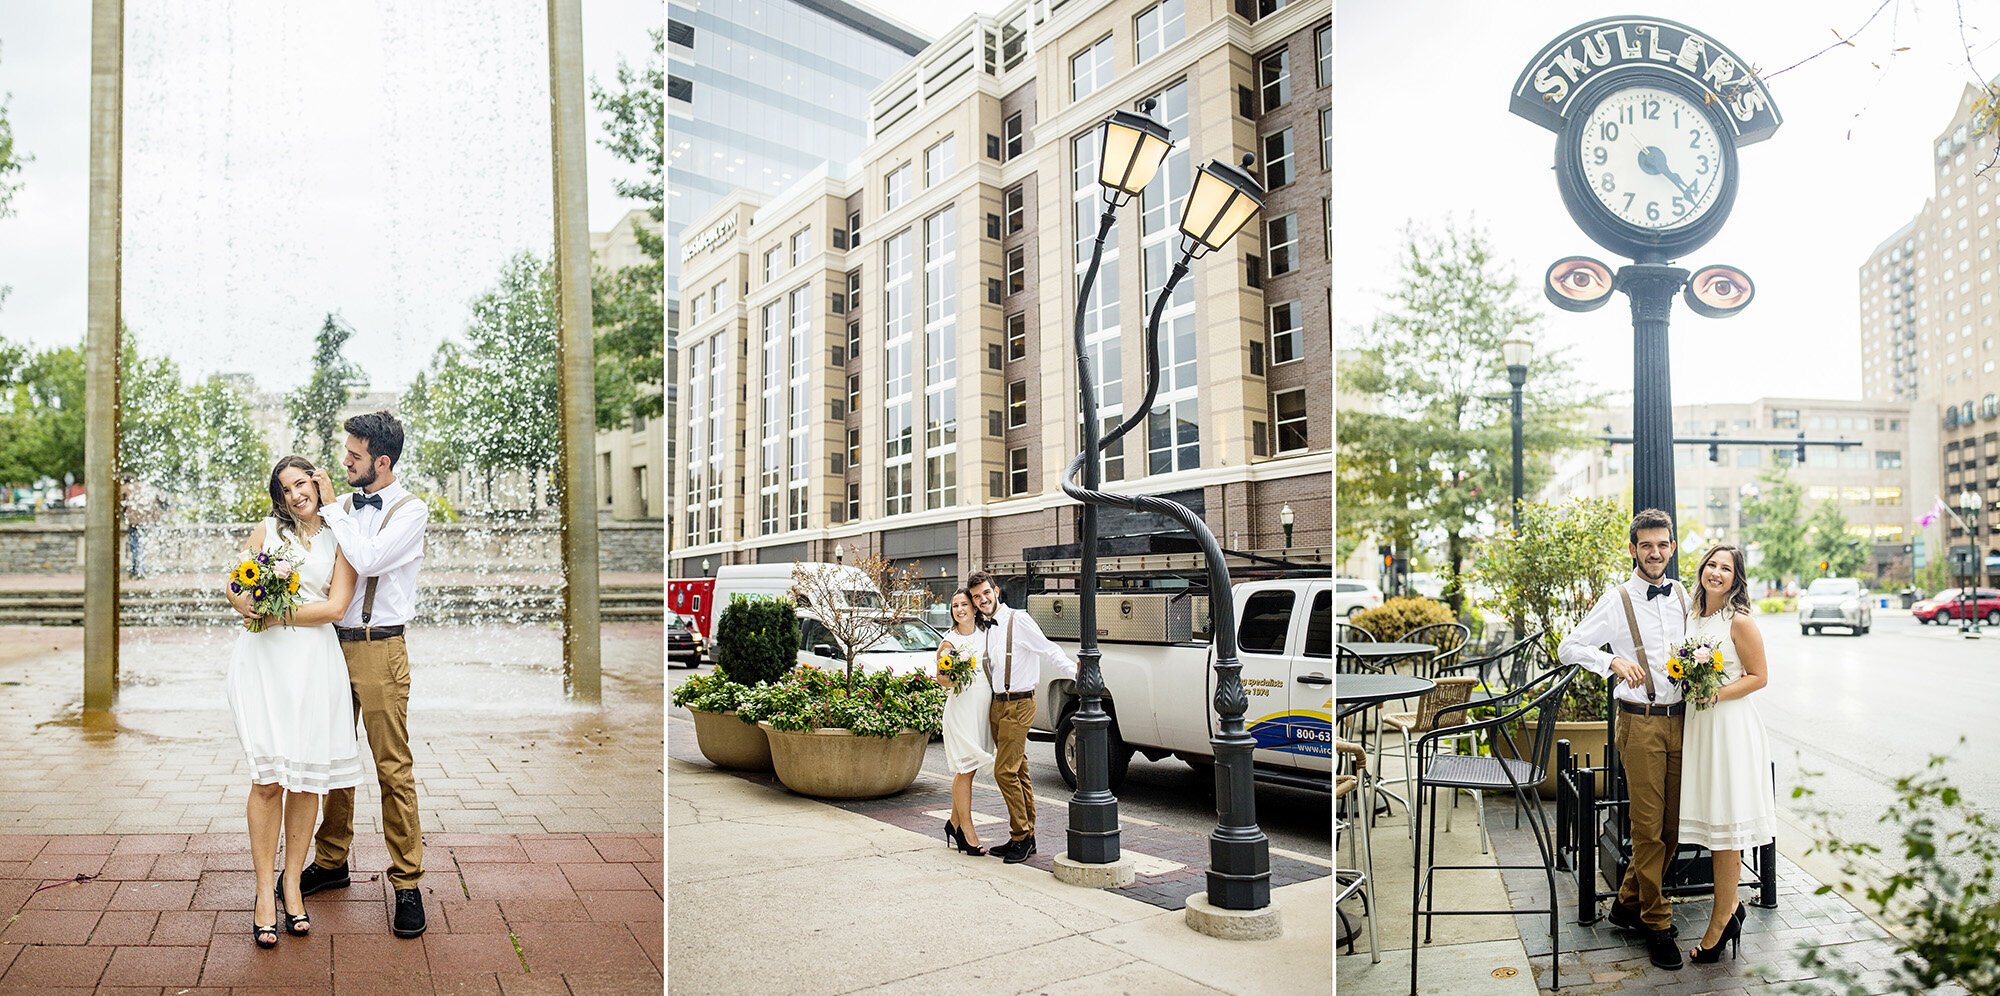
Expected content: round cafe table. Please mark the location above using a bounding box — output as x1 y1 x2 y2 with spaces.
1336 673 1436 720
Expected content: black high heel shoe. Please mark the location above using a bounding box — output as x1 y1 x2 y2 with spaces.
945 820 987 855
284 911 311 937
252 917 280 949
1689 907 1744 963
945 819 960 846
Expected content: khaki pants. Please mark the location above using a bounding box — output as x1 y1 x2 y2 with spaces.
314 635 424 888
1615 711 1683 931
990 696 1036 841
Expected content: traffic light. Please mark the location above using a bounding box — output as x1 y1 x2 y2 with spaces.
1819 560 1830 573
1707 430 1720 464
1795 431 1807 464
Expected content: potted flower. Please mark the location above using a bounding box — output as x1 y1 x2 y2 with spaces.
1472 497 1632 796
744 555 946 799
673 593 799 771
749 664 946 798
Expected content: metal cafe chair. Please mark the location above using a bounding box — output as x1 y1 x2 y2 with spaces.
1409 663 1579 995
1429 630 1550 838
1334 737 1379 962
1396 621 1470 678
1378 675 1480 837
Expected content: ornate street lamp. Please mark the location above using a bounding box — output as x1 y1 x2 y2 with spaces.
1280 503 1295 552
1060 100 1273 913
1502 337 1534 534
700 558 711 577
832 543 843 565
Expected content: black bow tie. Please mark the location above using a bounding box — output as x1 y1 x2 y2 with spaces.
352 493 383 510
1645 583 1673 601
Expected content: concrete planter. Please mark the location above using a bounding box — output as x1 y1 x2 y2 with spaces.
758 722 928 799
689 709 773 772
1495 719 1610 798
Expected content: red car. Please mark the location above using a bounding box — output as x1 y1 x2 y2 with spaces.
1912 587 2000 625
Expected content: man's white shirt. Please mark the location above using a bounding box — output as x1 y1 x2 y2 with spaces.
319 480 427 629
981 603 1078 694
1556 573 1690 706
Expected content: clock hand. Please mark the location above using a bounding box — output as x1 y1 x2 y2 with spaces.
1637 146 1701 203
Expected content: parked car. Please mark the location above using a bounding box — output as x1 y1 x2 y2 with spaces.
796 612 941 676
668 618 702 667
1911 587 2000 625
1797 578 1873 636
1334 577 1382 617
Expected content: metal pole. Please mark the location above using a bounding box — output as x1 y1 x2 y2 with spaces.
1620 265 1688 578
548 0 602 702
84 0 124 712
1508 365 1526 535
1066 202 1120 865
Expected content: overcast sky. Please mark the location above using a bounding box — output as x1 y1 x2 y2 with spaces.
1339 0 2000 406
0 1 657 392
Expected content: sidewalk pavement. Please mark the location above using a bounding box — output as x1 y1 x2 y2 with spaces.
1336 750 1964 994
667 717 1333 995
0 623 665 992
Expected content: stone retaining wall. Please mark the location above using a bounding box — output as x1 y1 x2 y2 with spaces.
0 517 663 574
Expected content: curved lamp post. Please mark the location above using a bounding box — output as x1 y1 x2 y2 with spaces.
1501 337 1534 534
1062 101 1272 910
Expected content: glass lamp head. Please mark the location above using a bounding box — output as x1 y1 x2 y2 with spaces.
1180 155 1266 253
1098 108 1173 198
1502 337 1534 371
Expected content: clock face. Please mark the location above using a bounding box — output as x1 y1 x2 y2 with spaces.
1575 86 1728 232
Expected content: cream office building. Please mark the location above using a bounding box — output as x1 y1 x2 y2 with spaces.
670 0 1332 586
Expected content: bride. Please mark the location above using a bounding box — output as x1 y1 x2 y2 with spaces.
222 456 365 948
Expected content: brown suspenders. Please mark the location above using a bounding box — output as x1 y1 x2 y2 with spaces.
1614 582 1686 703
343 493 422 636
980 611 1018 692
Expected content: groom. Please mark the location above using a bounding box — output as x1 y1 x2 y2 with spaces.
1557 508 1690 970
967 571 1076 864
298 411 431 938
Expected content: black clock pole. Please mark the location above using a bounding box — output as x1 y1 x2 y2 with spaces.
1623 264 1688 577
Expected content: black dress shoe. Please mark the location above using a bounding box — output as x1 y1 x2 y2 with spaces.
392 888 426 938
1607 900 1642 931
1646 928 1684 970
986 838 1019 860
1002 834 1037 864
298 862 350 896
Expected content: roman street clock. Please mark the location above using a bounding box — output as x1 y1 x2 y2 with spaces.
1508 14 1785 945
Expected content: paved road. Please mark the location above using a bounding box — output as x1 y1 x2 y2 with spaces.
1757 611 2000 879
666 665 1331 861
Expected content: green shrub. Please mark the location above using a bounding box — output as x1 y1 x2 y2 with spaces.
742 663 945 738
1471 497 1633 722
1755 596 1794 615
711 594 799 686
669 671 754 720
1348 596 1454 643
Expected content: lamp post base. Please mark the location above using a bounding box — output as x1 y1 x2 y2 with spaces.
1183 891 1283 941
1052 854 1137 889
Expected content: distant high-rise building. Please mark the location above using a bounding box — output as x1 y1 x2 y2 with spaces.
1859 83 1999 565
664 1 927 569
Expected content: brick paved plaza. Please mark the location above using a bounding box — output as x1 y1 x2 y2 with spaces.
0 622 664 992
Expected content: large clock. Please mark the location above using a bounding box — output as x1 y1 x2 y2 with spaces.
1555 72 1739 262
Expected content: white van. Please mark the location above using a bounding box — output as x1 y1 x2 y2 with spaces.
709 563 938 676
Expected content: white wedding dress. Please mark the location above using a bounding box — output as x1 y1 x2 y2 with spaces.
939 627 995 774
1677 606 1776 850
223 518 364 794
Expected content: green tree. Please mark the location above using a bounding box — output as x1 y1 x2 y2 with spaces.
1337 220 1598 612
1806 499 1869 579
1741 468 1809 587
589 28 664 430
287 313 361 467
119 333 271 521
0 341 83 486
0 47 28 224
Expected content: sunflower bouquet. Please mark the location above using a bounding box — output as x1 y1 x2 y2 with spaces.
1667 635 1730 710
229 546 306 633
936 646 978 694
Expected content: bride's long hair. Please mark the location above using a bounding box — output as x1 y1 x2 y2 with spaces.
1693 544 1752 616
266 455 320 544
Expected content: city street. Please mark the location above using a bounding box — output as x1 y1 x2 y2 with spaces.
666 667 1332 861
1758 611 2000 881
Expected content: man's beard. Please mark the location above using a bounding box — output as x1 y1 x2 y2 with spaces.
348 464 379 490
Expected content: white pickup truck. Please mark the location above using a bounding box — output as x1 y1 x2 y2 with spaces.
1026 574 1334 792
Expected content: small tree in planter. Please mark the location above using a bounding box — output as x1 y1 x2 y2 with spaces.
1471 497 1632 792
712 594 800 686
674 595 797 772
788 555 927 689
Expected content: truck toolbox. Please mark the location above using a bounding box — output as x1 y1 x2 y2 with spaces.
1030 592 1193 643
